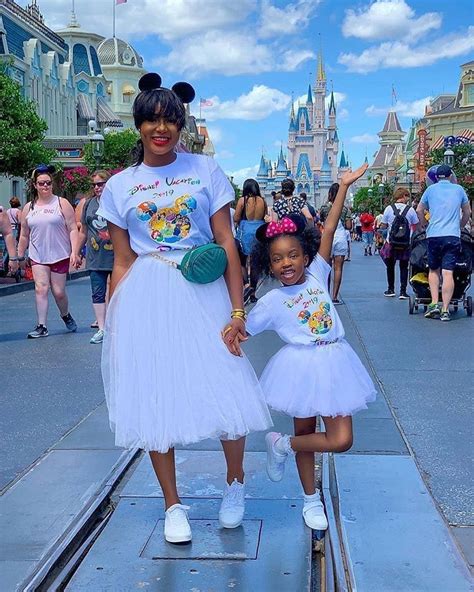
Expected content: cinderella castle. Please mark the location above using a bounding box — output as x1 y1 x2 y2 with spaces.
257 50 350 209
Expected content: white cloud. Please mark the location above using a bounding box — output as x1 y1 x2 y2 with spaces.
350 133 379 144
339 26 474 73
259 0 321 39
226 165 260 188
159 32 314 76
195 86 291 122
280 49 316 71
342 0 442 41
29 0 254 41
366 96 432 118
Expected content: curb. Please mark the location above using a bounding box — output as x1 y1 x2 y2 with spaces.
0 270 89 297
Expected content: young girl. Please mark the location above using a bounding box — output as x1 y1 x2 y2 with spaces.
97 73 271 544
228 164 376 531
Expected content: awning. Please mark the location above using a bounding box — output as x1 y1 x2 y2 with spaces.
77 93 95 120
97 96 123 127
431 129 474 150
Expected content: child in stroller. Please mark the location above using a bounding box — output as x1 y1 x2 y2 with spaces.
408 228 472 316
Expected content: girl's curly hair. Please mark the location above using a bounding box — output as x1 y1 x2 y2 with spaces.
251 214 321 278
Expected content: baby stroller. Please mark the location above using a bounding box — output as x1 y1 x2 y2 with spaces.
408 229 472 316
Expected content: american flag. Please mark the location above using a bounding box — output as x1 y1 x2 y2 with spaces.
200 98 213 107
116 0 127 5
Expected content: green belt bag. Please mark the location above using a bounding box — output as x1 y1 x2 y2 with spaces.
151 243 228 284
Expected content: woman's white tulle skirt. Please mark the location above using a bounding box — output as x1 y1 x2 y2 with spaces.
260 339 377 418
102 254 272 452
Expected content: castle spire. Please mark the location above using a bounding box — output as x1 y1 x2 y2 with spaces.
290 92 295 119
306 84 313 104
317 48 325 81
329 90 336 115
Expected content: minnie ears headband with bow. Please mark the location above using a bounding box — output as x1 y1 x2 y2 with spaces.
138 73 196 104
256 214 306 243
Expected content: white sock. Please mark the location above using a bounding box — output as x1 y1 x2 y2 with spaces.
304 490 321 504
274 434 294 456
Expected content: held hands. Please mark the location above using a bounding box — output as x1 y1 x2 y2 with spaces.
8 260 19 274
221 317 248 357
70 253 82 269
340 163 369 187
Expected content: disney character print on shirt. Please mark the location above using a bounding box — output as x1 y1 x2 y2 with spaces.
90 214 113 251
285 286 333 338
136 194 197 246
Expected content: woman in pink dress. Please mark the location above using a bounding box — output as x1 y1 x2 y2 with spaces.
17 165 80 338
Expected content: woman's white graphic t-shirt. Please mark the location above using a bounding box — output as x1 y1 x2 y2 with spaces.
97 153 234 255
246 254 345 345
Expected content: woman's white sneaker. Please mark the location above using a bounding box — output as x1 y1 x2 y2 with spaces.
302 491 328 530
265 432 289 482
164 503 192 543
219 479 245 528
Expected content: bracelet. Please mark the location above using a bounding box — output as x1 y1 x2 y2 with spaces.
231 311 247 321
10 256 24 262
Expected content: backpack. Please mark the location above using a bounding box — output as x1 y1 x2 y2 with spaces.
388 204 411 248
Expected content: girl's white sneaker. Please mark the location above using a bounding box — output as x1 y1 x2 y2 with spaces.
219 479 245 528
164 503 192 543
302 491 328 530
265 432 288 482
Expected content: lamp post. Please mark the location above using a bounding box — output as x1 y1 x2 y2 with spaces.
443 148 454 167
90 131 105 169
88 119 105 169
378 182 384 212
406 168 415 205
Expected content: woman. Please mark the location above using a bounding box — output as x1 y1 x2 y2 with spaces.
17 165 79 338
74 171 114 344
97 73 271 544
273 178 313 224
319 183 352 303
7 197 21 243
234 178 267 303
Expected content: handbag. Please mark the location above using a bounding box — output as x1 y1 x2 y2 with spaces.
151 243 227 284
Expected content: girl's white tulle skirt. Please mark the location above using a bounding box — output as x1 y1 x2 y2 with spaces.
102 254 272 452
260 340 377 418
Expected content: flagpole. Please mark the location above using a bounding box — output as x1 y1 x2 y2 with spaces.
113 0 116 38
199 99 202 121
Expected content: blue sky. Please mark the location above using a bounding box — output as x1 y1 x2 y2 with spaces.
27 0 474 186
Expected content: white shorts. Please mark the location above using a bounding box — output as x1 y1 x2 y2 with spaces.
332 239 348 257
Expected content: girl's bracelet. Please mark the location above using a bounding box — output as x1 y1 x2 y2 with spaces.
231 311 247 322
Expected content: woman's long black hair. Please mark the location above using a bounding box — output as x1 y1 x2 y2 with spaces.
251 214 321 278
242 178 262 198
328 183 339 203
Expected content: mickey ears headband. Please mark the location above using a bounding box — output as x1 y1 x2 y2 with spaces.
138 73 196 104
255 214 306 243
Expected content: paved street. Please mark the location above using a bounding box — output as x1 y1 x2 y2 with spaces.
0 278 103 491
0 242 472 590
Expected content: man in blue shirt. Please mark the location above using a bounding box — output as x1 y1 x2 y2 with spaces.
416 165 471 321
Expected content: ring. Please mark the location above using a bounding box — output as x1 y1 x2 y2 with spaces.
222 326 233 337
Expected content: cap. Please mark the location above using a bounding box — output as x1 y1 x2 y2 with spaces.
436 164 452 178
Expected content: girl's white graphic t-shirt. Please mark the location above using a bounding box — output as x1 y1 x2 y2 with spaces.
97 153 234 255
246 254 345 345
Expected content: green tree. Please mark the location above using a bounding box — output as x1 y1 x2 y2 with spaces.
0 62 55 178
353 186 384 213
228 177 241 206
83 128 139 170
428 144 474 200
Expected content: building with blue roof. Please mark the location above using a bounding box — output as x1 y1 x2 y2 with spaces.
257 50 346 209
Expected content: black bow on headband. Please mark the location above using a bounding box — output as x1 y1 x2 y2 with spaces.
138 73 196 104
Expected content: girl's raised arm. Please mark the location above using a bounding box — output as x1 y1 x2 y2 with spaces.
319 164 368 263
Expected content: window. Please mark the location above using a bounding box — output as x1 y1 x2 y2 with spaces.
464 83 474 106
73 44 91 75
123 93 132 104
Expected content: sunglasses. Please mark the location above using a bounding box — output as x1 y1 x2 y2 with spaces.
92 181 106 187
37 181 53 187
